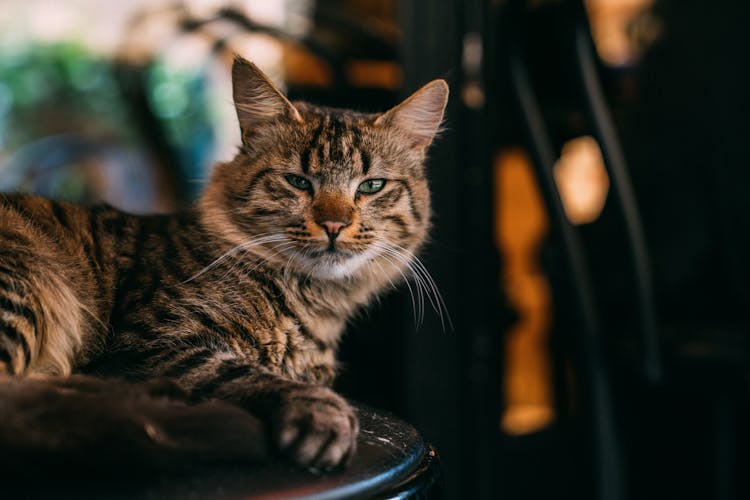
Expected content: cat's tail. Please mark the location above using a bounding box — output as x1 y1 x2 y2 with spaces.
0 374 269 477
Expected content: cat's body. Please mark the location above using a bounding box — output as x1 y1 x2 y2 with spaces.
0 196 339 382
0 57 448 471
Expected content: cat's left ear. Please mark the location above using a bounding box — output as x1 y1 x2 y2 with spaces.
232 56 302 137
375 80 449 150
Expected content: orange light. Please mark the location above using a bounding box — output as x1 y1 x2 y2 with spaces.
554 136 610 225
495 148 555 435
585 0 657 66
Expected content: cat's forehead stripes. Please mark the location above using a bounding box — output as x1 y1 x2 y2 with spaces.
300 110 373 178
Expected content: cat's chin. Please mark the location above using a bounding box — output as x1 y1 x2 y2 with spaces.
294 248 379 280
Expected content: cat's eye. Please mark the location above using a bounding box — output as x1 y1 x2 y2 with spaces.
357 179 386 194
285 174 312 191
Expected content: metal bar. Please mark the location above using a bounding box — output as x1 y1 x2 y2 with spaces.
569 4 662 383
506 19 624 499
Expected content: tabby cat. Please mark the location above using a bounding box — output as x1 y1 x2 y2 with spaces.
0 57 448 472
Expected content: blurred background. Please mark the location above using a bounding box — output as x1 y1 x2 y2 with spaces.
1 0 749 499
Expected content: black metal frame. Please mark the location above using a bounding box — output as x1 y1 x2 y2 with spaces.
566 1 661 384
504 4 623 499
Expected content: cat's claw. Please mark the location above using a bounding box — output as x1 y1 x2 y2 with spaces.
275 386 358 471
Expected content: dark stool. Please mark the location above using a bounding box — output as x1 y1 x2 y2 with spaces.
17 406 443 500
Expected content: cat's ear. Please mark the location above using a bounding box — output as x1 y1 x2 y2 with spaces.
232 56 302 136
375 80 449 150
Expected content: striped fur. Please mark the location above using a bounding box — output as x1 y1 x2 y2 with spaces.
0 57 448 470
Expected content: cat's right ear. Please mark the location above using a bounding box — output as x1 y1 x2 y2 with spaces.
375 79 449 151
232 56 302 138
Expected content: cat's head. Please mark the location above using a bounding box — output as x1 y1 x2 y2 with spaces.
201 57 448 280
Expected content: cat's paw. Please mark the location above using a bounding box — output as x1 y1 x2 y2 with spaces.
274 385 358 472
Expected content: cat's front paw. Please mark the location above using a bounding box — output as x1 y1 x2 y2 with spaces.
274 385 358 472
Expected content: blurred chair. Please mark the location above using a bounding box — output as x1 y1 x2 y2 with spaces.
502 0 748 499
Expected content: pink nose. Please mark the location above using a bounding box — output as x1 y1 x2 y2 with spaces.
317 220 349 238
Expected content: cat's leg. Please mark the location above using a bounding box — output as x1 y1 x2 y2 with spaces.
181 360 358 471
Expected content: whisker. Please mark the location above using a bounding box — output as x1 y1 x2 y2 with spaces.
371 241 424 325
390 243 453 331
380 248 427 326
282 243 299 282
372 241 452 332
182 232 287 284
245 241 296 274
373 249 420 327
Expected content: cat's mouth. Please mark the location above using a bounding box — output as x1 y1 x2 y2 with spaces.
307 246 352 259
290 244 376 279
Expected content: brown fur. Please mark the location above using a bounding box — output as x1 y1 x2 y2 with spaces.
0 57 448 470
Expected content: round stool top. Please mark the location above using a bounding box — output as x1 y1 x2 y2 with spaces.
18 405 442 499
143 406 440 499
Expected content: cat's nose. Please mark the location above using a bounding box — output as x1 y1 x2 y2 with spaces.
316 219 350 239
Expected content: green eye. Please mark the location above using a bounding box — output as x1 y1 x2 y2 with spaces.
285 174 312 191
357 179 386 194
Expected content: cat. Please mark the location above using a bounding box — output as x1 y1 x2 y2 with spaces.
0 56 448 473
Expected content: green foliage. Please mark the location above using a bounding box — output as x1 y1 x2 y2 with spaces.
0 41 216 200
0 42 125 148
